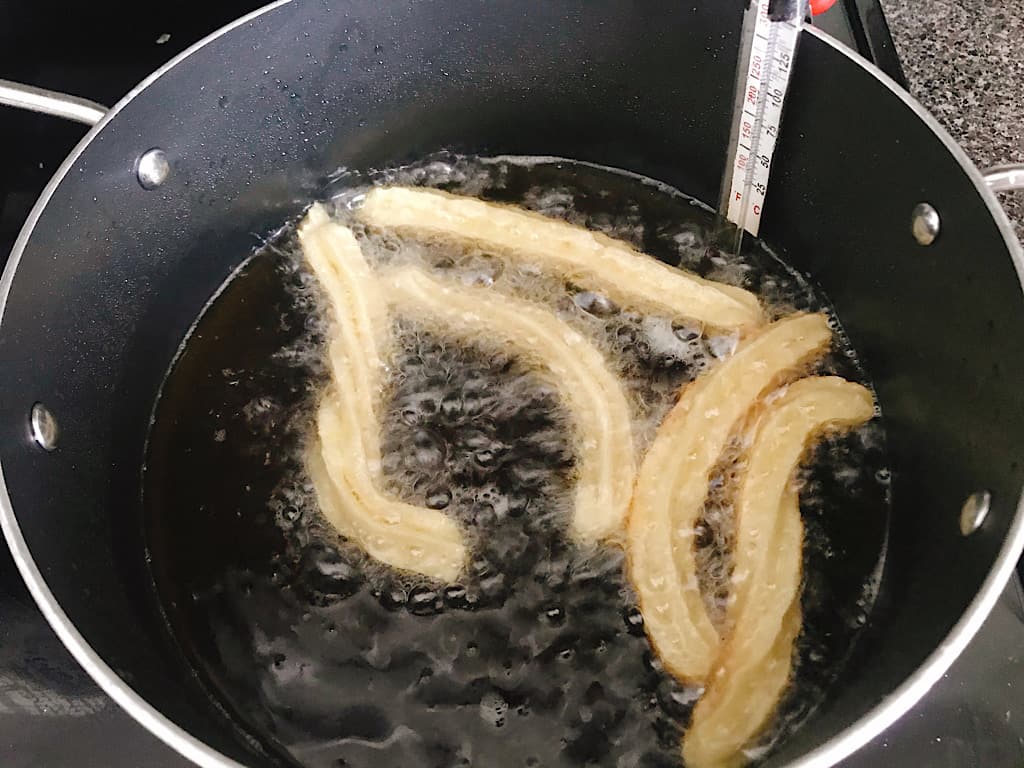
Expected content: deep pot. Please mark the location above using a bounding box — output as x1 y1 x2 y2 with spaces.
1 1 1023 766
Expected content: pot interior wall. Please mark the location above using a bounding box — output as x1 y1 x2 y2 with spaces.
0 2 1021 765
760 29 1024 764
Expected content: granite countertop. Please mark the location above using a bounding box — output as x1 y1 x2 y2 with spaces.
879 0 1024 241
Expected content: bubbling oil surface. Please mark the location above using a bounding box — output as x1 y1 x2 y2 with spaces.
144 155 891 768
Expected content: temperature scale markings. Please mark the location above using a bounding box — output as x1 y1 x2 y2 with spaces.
724 1 804 238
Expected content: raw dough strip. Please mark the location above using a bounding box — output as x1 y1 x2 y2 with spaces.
627 313 832 682
359 186 764 331
384 266 637 542
299 205 467 581
683 377 874 768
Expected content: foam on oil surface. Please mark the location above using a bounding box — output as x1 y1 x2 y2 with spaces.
143 155 891 768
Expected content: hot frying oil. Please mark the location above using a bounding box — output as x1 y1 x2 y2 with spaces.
143 156 891 767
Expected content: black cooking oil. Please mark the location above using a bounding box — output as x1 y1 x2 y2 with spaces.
143 155 891 768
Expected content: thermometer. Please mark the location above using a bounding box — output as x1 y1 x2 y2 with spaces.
722 0 816 243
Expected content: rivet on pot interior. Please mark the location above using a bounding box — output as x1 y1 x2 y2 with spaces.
911 202 940 245
136 148 170 190
29 402 59 451
960 490 991 536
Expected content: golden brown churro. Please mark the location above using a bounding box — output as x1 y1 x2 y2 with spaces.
683 377 874 768
687 597 803 768
627 313 832 682
384 266 637 542
299 205 467 581
359 186 764 331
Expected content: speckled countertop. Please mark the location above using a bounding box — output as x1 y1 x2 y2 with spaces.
879 0 1024 241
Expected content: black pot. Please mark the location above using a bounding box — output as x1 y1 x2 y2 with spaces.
1 1 1023 766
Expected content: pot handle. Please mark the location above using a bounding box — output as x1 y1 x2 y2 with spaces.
984 164 1024 193
0 78 107 126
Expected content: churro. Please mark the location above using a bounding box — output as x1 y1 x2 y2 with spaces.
627 313 832 681
683 377 874 767
311 389 467 582
359 186 764 331
299 205 467 581
384 266 636 542
300 205 389 462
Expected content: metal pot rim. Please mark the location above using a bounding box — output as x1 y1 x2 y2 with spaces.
0 8 1021 768
782 25 1024 768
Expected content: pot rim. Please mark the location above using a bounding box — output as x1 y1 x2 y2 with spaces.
0 8 1022 768
782 24 1024 768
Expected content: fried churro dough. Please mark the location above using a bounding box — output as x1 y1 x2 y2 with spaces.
311 389 467 582
687 595 803 768
683 377 874 768
627 314 832 681
384 266 636 542
299 205 467 581
359 186 764 331
300 205 389 461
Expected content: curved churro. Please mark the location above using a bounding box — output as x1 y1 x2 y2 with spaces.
299 205 467 581
359 186 764 331
627 313 832 681
300 204 389 462
384 266 636 542
312 389 467 582
683 377 874 768
686 594 803 768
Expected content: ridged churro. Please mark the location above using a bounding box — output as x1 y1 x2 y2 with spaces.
384 266 636 542
627 313 832 682
683 377 874 767
299 205 467 581
359 186 764 331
